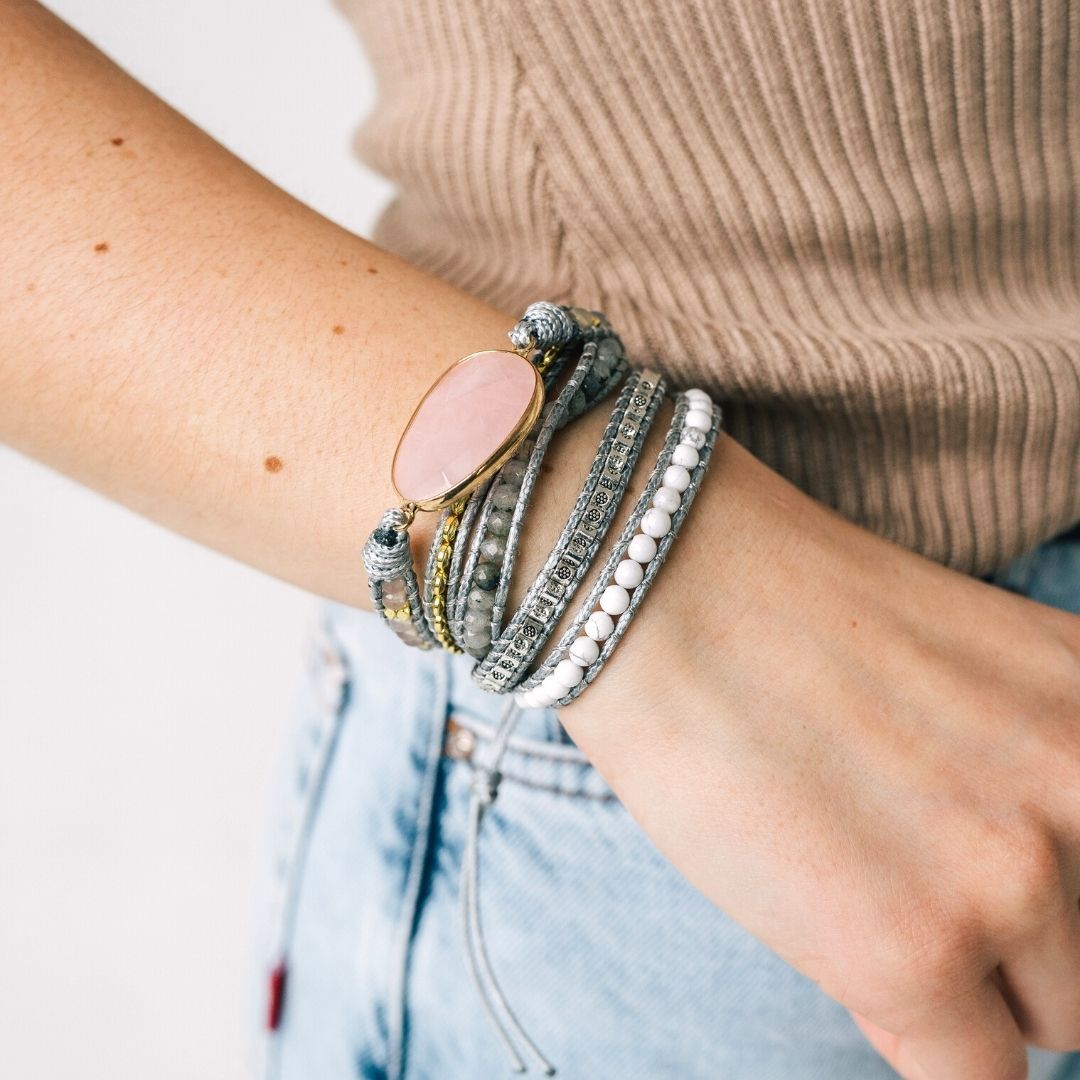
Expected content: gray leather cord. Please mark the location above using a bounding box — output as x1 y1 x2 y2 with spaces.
522 397 723 704
472 369 664 694
444 481 494 643
460 697 557 1075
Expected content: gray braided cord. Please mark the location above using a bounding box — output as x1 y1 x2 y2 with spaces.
551 405 721 704
527 399 722 705
471 369 665 694
507 300 614 352
445 480 493 645
453 341 629 656
486 345 602 642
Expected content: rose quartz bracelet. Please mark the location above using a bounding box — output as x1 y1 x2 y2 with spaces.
362 302 612 649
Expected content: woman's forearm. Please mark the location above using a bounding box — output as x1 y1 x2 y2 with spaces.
0 0 523 604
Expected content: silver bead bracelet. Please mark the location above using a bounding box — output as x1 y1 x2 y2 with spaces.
471 367 666 693
515 389 721 708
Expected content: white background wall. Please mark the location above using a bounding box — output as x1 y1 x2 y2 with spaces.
0 4 393 1077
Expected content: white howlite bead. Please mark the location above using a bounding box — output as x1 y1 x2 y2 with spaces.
540 674 566 702
627 533 658 563
680 428 706 450
652 485 681 514
663 464 692 492
585 611 615 640
641 508 671 538
614 558 644 588
671 443 700 470
516 689 538 709
685 408 712 432
599 584 631 616
554 658 585 688
569 636 600 666
532 689 558 709
684 387 711 405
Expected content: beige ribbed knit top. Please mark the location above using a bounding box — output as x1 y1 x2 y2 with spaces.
340 0 1080 575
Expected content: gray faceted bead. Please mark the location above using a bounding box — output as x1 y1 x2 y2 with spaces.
488 511 512 537
480 535 506 561
597 337 622 363
474 562 500 590
463 628 491 651
500 459 526 486
467 588 494 612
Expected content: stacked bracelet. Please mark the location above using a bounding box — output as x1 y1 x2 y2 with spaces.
515 389 720 709
363 298 723 711
471 368 665 693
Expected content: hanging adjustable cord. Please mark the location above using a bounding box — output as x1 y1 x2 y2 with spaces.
459 697 558 1076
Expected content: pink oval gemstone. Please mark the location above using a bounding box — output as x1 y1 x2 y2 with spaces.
392 350 541 506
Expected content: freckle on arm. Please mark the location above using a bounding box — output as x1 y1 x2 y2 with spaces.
94 242 109 252
111 136 124 146
264 456 284 474
332 325 345 335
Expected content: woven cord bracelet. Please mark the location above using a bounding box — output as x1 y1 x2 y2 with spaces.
471 367 665 694
421 342 565 654
451 337 628 657
516 389 721 708
449 340 600 656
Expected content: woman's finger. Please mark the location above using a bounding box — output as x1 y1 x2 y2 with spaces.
996 893 1080 1050
855 976 1027 1080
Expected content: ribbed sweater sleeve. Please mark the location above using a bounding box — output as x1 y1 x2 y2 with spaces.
340 0 1080 574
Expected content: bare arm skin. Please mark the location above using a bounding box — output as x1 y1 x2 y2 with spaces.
4 3 1080 1078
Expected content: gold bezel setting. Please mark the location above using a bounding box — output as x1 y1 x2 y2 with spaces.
390 349 545 513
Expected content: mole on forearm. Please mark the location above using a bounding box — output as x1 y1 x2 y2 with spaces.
332 324 345 335
93 242 109 252
264 456 284 473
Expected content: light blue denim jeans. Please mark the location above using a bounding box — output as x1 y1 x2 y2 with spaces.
256 522 1080 1080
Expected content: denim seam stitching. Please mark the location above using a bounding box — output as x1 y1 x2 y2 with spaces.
384 657 452 1080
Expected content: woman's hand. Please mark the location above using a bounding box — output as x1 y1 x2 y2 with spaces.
559 433 1080 1080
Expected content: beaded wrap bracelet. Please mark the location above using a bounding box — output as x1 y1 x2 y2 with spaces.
471 368 665 694
452 338 627 657
485 342 630 644
450 341 600 657
516 389 721 708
